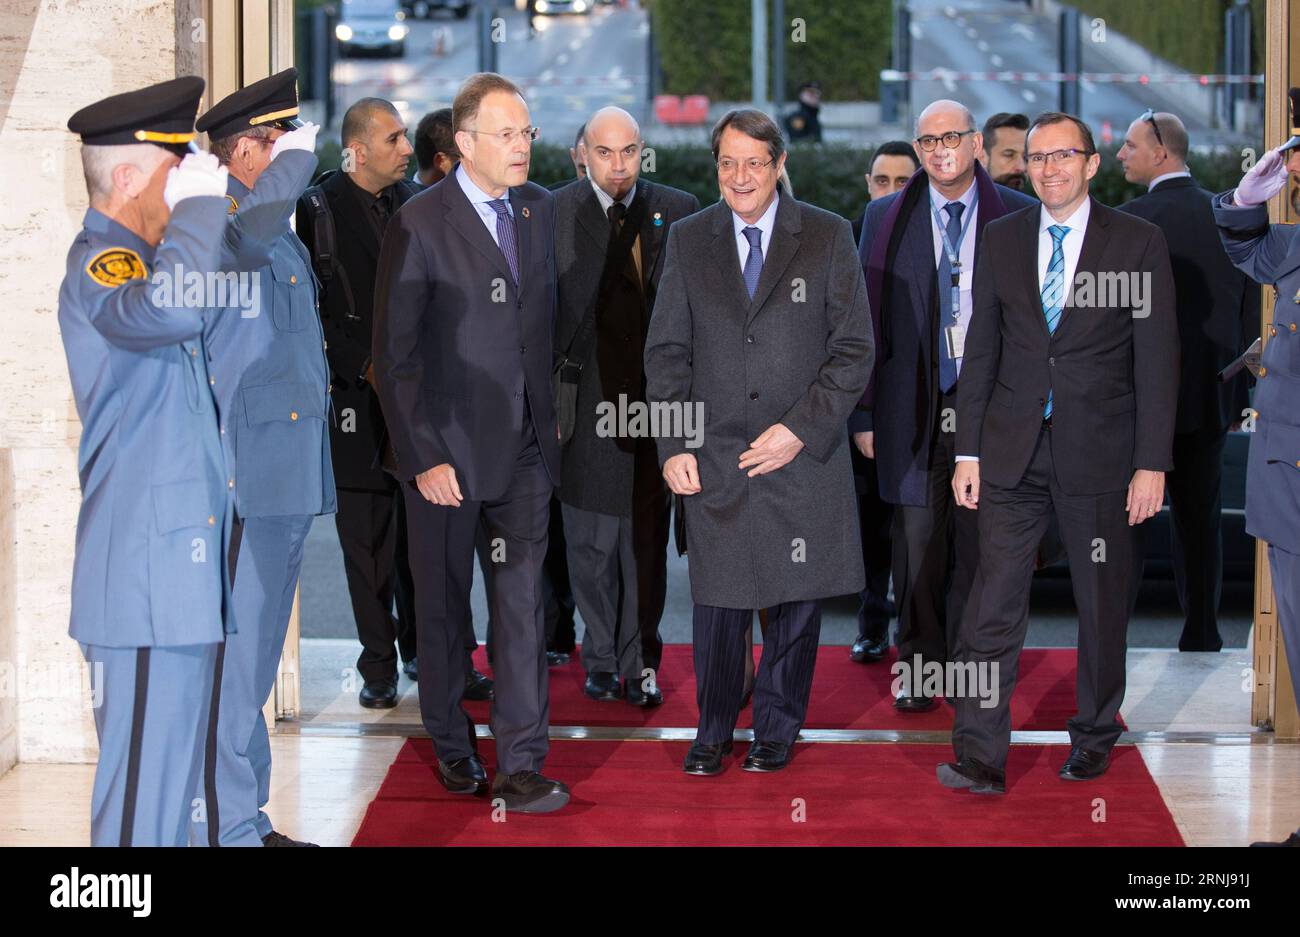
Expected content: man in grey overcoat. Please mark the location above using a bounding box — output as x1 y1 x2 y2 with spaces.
644 109 873 776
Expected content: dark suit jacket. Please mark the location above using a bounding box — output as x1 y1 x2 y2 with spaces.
1118 175 1259 435
957 197 1179 495
854 168 1035 505
372 173 561 500
554 177 699 516
296 171 421 490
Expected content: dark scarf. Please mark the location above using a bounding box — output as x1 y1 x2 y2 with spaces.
858 160 1018 410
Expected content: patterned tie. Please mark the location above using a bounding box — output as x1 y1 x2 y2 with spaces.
1041 224 1070 419
742 226 763 300
488 198 520 285
938 200 965 394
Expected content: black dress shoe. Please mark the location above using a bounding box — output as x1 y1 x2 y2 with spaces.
547 650 571 667
1251 830 1300 847
261 830 319 847
403 658 418 681
850 635 889 663
1059 745 1110 781
438 754 488 795
359 679 398 709
936 758 1006 794
623 679 663 707
463 668 495 701
491 771 570 813
584 672 623 701
683 740 733 776
742 740 792 772
894 692 937 713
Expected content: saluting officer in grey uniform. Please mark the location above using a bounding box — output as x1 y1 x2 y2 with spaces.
190 68 336 848
59 77 234 846
1212 87 1300 847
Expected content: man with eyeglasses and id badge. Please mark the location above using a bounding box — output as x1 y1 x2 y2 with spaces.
851 100 1034 714
373 73 568 814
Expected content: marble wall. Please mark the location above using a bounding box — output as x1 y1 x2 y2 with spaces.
0 0 182 770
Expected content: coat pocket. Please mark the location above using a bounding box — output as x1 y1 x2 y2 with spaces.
1264 418 1300 471
1096 391 1136 416
270 264 308 332
242 380 327 426
149 479 221 628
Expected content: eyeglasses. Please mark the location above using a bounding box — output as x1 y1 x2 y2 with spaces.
464 126 540 145
1026 148 1092 166
915 129 976 152
717 156 776 175
1139 108 1165 148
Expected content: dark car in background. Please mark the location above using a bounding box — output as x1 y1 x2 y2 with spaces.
335 0 409 57
401 0 471 18
534 0 594 15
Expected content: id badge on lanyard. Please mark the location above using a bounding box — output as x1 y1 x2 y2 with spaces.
933 196 976 360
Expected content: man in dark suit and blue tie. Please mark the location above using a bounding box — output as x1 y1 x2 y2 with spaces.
373 73 568 813
851 101 1035 710
940 112 1178 794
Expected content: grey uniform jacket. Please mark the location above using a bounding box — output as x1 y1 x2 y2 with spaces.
58 196 235 648
204 149 336 520
1213 190 1300 555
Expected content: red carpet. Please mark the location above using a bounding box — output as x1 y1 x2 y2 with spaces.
465 645 1101 731
352 738 1182 846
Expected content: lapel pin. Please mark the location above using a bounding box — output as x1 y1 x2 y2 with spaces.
521 206 530 219
653 211 663 226
1292 288 1300 304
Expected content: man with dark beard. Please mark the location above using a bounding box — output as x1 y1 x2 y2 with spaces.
979 112 1029 191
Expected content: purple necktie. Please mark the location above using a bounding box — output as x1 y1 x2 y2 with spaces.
742 226 763 299
488 198 520 285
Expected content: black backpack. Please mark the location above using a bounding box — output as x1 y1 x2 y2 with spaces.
300 170 360 323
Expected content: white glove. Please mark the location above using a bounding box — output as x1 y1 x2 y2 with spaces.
163 152 230 210
270 121 319 160
1234 147 1290 207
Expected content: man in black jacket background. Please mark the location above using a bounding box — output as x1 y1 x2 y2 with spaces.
1117 110 1259 652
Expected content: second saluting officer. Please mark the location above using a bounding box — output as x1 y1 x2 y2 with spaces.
190 68 336 848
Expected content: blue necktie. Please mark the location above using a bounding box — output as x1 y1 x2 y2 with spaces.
938 200 965 394
1041 224 1069 419
742 226 763 300
488 198 520 285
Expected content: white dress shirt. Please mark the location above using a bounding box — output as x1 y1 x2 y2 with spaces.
1147 169 1192 191
928 179 979 377
1035 197 1091 298
732 192 780 270
956 196 1092 463
456 162 512 246
590 176 635 215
